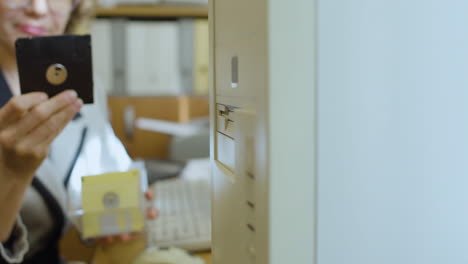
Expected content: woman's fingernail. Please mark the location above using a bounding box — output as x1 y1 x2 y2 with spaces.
145 191 154 200
39 93 48 101
74 99 83 111
148 208 158 219
66 90 78 100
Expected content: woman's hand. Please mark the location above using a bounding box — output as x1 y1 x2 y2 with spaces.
0 90 82 182
0 90 82 241
99 189 159 244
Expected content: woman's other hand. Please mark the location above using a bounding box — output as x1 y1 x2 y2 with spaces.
0 90 82 181
99 189 159 244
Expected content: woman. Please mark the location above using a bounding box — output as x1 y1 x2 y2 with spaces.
0 0 156 262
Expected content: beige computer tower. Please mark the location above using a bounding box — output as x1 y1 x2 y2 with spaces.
209 0 315 263
212 1 468 264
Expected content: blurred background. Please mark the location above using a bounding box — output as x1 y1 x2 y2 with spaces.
60 2 211 263
90 0 209 161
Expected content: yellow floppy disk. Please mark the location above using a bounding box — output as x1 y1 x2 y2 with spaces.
81 169 144 239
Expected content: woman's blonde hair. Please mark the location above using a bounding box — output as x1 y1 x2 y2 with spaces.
64 0 95 34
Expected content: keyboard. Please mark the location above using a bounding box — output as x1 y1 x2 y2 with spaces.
146 159 211 252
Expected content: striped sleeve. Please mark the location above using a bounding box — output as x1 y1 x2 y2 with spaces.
0 216 29 263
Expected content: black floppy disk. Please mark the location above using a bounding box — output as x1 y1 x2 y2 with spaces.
15 35 94 104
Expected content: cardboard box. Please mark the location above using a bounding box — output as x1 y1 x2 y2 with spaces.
107 95 209 159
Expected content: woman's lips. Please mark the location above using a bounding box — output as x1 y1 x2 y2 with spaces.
18 25 47 36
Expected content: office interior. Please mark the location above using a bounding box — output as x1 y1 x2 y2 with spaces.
58 2 213 264
59 0 316 263
61 0 468 263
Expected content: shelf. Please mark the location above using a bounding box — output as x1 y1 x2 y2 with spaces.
95 4 208 18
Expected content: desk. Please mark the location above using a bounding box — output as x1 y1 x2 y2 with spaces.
92 234 211 264
194 252 211 264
